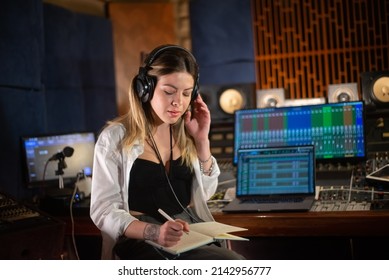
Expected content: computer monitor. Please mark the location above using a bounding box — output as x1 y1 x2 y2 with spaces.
233 101 366 164
21 132 95 188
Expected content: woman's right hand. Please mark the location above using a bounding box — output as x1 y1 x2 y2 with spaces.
158 219 189 247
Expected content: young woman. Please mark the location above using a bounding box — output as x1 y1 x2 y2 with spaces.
90 44 244 260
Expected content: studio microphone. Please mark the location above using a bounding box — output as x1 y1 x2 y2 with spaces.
48 146 74 161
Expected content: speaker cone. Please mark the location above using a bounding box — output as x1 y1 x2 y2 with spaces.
219 88 245 114
361 71 389 109
328 83 358 103
256 88 285 108
372 77 389 103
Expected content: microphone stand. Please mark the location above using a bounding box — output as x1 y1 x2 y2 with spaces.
55 158 67 189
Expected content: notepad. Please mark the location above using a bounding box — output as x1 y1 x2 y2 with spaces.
145 221 248 255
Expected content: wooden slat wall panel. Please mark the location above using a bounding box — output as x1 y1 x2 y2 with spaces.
252 0 389 100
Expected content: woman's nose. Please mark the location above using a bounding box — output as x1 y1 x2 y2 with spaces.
172 94 182 106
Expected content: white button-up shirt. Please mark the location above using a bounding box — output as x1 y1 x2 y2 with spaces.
90 124 219 259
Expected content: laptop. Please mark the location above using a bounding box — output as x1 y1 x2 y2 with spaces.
222 145 316 212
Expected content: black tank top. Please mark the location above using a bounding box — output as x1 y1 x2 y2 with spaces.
128 157 193 220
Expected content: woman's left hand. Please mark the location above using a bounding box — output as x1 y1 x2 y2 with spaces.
184 94 211 142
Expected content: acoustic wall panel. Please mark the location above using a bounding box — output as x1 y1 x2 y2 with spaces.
0 88 46 199
0 0 44 90
43 4 83 89
43 3 117 134
252 0 389 100
79 13 118 132
190 0 256 85
79 14 116 89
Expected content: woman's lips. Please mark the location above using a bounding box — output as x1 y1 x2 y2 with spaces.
168 110 181 117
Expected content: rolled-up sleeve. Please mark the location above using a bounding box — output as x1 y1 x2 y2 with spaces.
191 156 220 222
90 126 138 244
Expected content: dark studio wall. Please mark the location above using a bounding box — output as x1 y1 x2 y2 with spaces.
0 0 46 200
190 0 256 125
189 0 256 161
0 0 117 200
0 0 255 201
190 0 255 86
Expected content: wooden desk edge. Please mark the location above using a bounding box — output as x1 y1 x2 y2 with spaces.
213 210 389 237
59 210 389 238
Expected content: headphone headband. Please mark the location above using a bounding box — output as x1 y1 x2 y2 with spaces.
135 45 199 103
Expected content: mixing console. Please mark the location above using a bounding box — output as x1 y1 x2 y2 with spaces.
211 151 389 212
312 151 389 211
0 193 41 222
0 192 65 259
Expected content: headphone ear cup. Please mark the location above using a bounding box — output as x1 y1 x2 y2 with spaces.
135 67 156 103
191 74 199 102
192 87 199 102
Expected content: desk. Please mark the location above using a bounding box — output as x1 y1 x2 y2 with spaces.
213 211 389 259
63 210 389 237
59 210 389 259
213 210 389 237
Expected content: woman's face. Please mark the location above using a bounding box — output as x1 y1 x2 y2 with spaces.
150 71 194 125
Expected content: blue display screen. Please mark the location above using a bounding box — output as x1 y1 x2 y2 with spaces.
233 101 365 164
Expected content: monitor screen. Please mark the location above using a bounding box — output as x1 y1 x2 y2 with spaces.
233 101 365 164
21 132 95 188
236 145 315 196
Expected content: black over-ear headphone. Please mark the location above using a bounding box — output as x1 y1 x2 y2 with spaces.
135 45 199 103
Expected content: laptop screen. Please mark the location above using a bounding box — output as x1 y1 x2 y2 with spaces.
236 146 315 197
21 132 95 188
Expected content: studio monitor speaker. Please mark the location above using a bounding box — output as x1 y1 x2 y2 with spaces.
328 83 359 103
200 83 255 124
256 88 285 108
361 71 389 110
283 97 326 107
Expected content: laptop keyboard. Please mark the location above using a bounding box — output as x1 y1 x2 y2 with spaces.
240 197 304 204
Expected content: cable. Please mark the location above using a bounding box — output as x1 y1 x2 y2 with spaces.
147 126 200 223
69 172 81 260
38 160 51 198
42 160 49 182
163 170 200 223
42 153 80 259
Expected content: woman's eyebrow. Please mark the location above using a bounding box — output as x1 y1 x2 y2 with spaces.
163 83 193 91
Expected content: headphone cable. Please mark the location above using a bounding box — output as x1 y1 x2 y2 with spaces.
147 125 200 223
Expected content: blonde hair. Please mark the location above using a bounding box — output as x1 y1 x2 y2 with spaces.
107 46 199 168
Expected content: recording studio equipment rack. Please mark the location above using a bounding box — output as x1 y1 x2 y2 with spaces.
209 150 389 213
312 151 389 211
